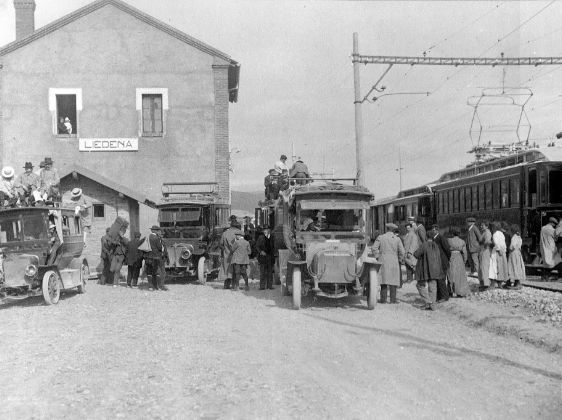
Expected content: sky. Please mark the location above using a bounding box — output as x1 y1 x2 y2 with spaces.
1 0 562 200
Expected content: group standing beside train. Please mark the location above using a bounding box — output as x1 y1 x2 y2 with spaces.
370 215 529 310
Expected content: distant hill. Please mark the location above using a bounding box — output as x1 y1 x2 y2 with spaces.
231 190 263 214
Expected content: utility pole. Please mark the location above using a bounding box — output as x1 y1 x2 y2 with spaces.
353 33 364 186
351 34 562 190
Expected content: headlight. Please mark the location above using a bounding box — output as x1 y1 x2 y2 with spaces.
25 265 38 277
180 248 192 260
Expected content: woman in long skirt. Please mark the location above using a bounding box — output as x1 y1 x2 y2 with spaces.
490 222 509 289
447 227 471 297
478 220 492 290
507 225 526 290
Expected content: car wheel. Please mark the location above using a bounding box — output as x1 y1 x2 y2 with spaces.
367 266 378 310
198 257 207 285
292 266 301 310
42 271 60 305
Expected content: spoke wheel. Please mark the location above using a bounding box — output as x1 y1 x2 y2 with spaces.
42 271 60 305
198 257 208 285
77 262 89 294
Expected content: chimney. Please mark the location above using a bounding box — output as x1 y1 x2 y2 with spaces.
14 0 36 40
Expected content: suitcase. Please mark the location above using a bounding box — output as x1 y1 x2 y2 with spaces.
107 216 129 242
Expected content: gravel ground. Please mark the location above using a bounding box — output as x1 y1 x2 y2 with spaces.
1 277 561 420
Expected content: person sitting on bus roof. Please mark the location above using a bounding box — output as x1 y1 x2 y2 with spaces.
274 155 288 175
264 169 280 200
289 158 310 185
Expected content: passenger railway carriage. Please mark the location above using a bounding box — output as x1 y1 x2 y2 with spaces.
370 148 562 263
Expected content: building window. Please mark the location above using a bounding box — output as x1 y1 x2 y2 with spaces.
49 88 82 138
93 204 105 219
136 88 168 138
142 94 163 136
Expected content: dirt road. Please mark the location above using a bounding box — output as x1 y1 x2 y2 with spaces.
1 279 561 420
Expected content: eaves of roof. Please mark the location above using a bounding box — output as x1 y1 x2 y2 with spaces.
59 163 156 208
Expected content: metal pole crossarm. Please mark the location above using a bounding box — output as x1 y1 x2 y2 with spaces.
353 55 562 66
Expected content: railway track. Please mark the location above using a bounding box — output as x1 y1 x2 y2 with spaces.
466 273 562 293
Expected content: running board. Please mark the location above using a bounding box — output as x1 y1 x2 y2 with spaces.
313 290 349 299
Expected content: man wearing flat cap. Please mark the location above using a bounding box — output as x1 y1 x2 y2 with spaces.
145 225 169 291
466 217 482 276
15 162 40 206
372 223 405 303
540 217 562 280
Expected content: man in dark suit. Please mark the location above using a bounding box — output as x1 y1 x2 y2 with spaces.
126 231 145 288
99 227 113 285
466 217 482 275
255 224 275 290
431 224 451 302
145 225 168 291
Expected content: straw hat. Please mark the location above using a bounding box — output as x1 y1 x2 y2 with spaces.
1 166 14 178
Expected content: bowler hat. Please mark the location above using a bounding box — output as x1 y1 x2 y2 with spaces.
262 224 271 230
70 188 82 198
39 161 45 168
23 162 33 170
1 166 15 178
549 217 558 225
466 217 476 223
280 155 287 160
150 225 160 231
44 157 53 165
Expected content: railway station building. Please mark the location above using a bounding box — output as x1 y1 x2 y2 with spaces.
0 0 240 268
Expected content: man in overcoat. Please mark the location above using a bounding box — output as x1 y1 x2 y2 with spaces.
255 224 275 290
126 232 145 288
264 169 280 200
289 158 310 185
219 221 239 289
372 223 405 303
431 224 451 302
145 225 168 291
402 222 419 283
466 217 482 275
99 227 113 285
540 217 562 280
414 231 444 310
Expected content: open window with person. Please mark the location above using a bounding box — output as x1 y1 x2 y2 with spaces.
56 95 77 136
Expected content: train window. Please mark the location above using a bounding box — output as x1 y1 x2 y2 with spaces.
510 178 520 207
539 169 547 205
464 188 471 212
472 186 478 212
500 179 509 208
527 168 537 207
448 190 453 214
459 188 465 212
412 203 418 218
453 190 459 213
478 184 485 210
492 180 500 209
485 183 492 209
443 191 448 214
549 169 562 203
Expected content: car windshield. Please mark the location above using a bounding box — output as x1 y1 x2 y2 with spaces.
23 217 48 241
158 207 203 227
297 208 366 232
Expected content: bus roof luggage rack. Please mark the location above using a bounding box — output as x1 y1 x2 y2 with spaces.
161 182 219 202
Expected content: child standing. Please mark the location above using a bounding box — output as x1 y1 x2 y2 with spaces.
231 230 251 291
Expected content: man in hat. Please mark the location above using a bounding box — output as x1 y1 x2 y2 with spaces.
466 217 482 275
15 162 40 206
218 220 239 289
372 223 405 303
67 188 91 246
110 234 129 288
39 158 60 203
57 117 68 135
289 157 310 185
255 224 275 290
99 227 113 285
540 217 562 281
274 155 289 175
0 166 17 208
144 225 168 291
126 232 145 288
402 222 419 283
408 216 426 243
46 222 62 265
231 230 251 291
264 169 280 200
414 230 444 310
431 224 451 302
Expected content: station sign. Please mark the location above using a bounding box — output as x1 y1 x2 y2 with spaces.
79 138 138 152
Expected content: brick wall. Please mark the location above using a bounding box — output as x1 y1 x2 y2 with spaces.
214 58 230 205
60 175 137 272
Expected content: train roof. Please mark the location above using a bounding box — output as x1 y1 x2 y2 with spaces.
371 195 398 206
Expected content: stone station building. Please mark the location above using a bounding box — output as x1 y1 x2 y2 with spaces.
0 0 240 268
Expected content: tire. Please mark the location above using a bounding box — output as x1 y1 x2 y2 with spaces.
42 271 60 305
198 257 207 285
292 266 301 310
367 266 378 310
77 262 89 294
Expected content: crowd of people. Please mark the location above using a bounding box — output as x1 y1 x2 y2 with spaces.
263 155 311 200
371 216 528 310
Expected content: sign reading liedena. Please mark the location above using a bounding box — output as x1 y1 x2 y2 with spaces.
79 138 138 152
